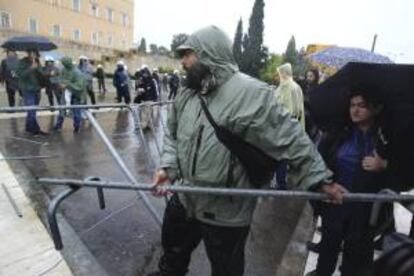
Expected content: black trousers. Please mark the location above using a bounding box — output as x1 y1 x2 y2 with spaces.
159 195 250 276
116 87 131 104
316 203 374 276
98 78 106 93
168 88 177 100
5 82 21 107
45 85 55 106
86 83 96 104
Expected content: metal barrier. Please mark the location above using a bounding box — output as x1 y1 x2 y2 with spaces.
84 110 162 225
0 102 174 228
37 177 414 249
3 103 413 251
38 177 414 202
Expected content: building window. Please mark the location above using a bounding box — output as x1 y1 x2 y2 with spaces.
122 12 129 27
0 11 11 28
107 34 113 47
91 3 99 17
73 29 81 40
73 0 81 12
92 31 99 45
51 0 60 6
52 24 61 37
28 18 38 33
122 40 126 49
106 7 113 23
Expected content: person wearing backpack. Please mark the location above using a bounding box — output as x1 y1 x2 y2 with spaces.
149 26 346 276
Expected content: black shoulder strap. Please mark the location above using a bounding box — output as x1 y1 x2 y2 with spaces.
197 94 220 132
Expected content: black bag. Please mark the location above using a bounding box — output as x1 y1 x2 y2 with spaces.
198 95 279 187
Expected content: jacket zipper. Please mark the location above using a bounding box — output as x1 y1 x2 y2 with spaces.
191 125 204 176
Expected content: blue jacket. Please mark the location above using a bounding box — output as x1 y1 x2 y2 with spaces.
113 67 129 89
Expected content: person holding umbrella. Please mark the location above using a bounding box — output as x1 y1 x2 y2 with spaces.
308 84 389 276
16 50 47 135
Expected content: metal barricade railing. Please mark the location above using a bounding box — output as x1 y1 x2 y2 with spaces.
37 177 414 250
0 102 174 229
2 103 413 252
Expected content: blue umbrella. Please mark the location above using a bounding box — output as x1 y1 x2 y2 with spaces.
1 35 57 52
308 46 393 69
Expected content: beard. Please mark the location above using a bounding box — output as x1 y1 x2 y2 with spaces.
185 62 210 90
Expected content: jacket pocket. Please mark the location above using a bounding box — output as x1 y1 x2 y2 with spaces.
191 125 204 177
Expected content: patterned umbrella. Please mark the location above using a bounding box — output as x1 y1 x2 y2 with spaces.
308 46 393 69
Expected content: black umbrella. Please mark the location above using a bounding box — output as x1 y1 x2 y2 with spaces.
309 62 414 189
1 35 57 51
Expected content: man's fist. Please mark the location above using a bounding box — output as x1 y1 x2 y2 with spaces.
151 169 171 197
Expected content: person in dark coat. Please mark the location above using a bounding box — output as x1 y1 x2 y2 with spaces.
137 67 158 102
42 56 61 106
78 56 96 104
112 61 131 104
135 67 158 129
308 84 390 276
168 70 180 100
152 68 161 97
0 50 21 107
96 64 106 94
303 68 320 141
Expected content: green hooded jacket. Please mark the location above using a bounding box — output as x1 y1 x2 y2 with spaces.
161 26 332 227
16 57 42 92
60 57 86 101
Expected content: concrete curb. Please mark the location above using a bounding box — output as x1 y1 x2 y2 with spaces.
5 157 109 276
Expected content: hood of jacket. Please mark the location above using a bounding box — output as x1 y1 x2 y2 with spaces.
177 25 238 87
61 57 74 70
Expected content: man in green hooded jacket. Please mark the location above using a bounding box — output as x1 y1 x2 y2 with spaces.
16 50 47 135
53 57 86 132
151 26 346 276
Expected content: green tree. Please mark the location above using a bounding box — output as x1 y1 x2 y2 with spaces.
138 38 147 54
293 47 311 78
283 35 298 66
170 33 189 57
233 18 243 66
260 53 284 84
158 46 169 56
242 0 266 77
149 43 159 55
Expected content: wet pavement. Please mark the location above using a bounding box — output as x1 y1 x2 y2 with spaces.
0 103 311 275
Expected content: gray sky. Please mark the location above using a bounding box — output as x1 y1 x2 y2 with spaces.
134 0 413 63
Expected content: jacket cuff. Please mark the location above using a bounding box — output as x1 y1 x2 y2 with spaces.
161 166 179 182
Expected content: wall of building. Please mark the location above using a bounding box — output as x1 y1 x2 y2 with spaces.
0 0 134 51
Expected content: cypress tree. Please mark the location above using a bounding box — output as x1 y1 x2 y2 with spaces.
233 18 243 66
242 0 266 77
284 35 298 66
138 38 147 54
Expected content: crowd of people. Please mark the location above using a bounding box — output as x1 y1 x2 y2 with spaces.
0 49 182 134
